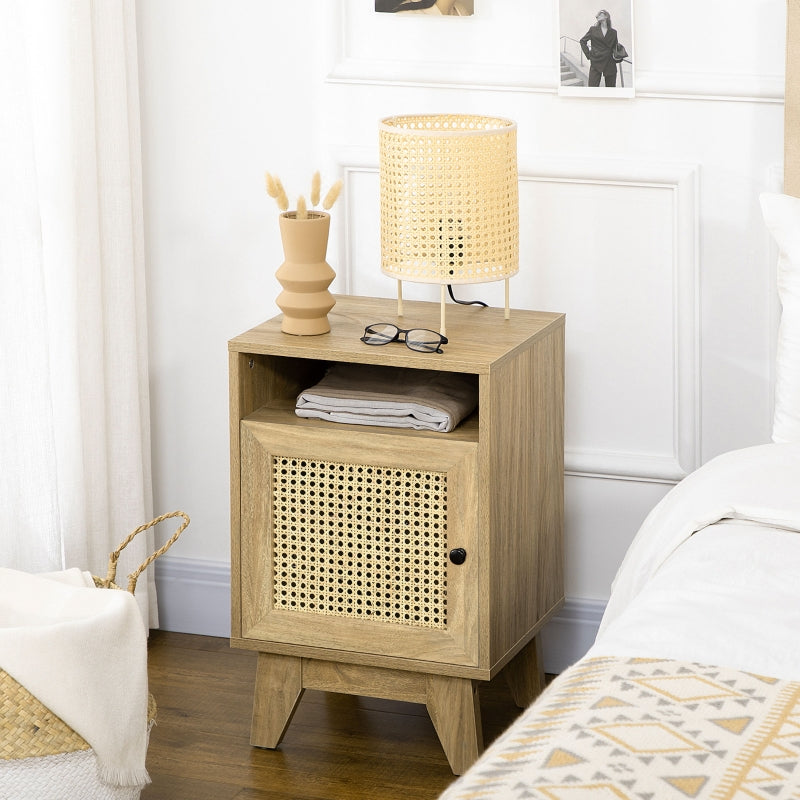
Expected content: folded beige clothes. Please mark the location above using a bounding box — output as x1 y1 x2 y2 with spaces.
295 363 478 432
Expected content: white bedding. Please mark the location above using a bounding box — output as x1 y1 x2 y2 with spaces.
598 442 800 615
592 441 800 678
590 519 800 679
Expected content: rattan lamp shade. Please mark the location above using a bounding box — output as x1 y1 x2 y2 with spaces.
379 114 519 331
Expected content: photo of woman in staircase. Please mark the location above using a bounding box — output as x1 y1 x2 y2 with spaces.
580 10 620 87
559 0 634 97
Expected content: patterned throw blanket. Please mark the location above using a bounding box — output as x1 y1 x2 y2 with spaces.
441 657 800 799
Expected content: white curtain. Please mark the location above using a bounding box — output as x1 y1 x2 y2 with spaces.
0 0 157 626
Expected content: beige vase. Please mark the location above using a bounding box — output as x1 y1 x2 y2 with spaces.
275 211 336 335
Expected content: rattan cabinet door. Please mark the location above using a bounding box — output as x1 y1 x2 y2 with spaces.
239 419 480 669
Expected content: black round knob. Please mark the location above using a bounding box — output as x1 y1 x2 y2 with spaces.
449 547 467 565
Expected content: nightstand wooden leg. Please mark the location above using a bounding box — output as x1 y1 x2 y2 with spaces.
426 675 483 775
250 652 304 749
504 635 546 709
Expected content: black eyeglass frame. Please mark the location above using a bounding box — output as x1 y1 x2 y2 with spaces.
360 323 449 354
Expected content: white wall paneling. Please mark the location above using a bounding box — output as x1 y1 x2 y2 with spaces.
137 1 786 666
522 159 700 483
335 152 699 484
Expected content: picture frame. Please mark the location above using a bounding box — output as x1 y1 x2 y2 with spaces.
374 0 474 16
558 0 634 97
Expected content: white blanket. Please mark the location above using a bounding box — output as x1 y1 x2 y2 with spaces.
598 441 800 635
0 568 150 788
591 519 800 679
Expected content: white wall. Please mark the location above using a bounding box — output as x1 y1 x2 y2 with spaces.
137 0 786 670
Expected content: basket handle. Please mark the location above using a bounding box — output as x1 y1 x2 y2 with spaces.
104 510 191 594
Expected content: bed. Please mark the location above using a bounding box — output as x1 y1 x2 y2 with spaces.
439 6 800 798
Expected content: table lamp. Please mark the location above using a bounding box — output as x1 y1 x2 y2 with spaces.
379 113 519 336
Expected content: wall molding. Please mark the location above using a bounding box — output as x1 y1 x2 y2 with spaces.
521 157 700 483
327 58 556 96
154 557 604 675
334 151 700 484
324 4 783 104
327 61 783 105
634 71 783 104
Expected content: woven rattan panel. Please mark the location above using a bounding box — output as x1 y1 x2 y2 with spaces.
272 456 448 629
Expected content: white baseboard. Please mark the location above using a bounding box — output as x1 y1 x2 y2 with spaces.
154 556 231 638
538 597 606 674
154 557 605 674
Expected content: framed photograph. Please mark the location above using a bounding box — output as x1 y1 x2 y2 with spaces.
375 0 474 16
558 1 634 97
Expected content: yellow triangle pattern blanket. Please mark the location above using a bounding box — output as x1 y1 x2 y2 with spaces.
441 656 800 800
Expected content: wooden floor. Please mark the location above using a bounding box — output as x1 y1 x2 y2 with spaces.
141 631 532 800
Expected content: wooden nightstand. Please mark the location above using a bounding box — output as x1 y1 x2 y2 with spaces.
229 295 564 774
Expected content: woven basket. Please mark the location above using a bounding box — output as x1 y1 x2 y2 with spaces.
0 511 189 768
0 675 158 761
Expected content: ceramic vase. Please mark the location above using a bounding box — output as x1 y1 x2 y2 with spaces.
275 211 336 335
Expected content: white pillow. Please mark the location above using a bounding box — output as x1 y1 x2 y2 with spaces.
760 192 800 442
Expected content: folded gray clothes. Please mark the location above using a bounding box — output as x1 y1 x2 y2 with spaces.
295 363 478 432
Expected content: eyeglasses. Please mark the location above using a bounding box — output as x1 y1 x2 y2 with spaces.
360 323 448 354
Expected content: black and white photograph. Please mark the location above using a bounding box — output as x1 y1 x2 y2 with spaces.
559 0 634 96
375 0 475 16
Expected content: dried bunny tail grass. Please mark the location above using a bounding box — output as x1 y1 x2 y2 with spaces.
322 179 343 211
266 171 337 214
310 172 321 207
265 171 279 197
275 178 289 211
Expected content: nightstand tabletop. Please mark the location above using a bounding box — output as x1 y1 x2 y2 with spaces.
229 294 565 374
